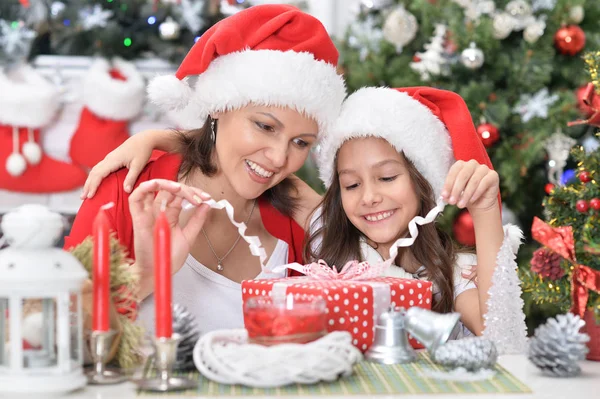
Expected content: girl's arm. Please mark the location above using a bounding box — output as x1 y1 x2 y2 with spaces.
82 129 180 199
442 159 504 320
454 289 483 335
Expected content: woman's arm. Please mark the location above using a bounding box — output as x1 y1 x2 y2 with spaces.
82 129 180 199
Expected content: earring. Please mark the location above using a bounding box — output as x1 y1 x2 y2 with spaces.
210 118 216 143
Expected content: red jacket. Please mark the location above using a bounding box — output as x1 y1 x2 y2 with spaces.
64 153 306 266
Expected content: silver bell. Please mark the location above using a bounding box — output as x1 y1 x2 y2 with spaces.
404 307 461 353
365 308 417 364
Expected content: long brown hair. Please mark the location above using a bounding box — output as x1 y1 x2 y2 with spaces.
176 117 299 217
305 151 456 313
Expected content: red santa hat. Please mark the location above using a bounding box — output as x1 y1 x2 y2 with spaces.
148 4 346 132
318 86 495 200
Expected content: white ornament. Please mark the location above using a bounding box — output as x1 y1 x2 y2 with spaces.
382 5 418 52
544 130 576 186
513 88 559 122
506 0 532 27
410 24 451 81
492 13 515 39
360 0 394 12
460 42 485 70
482 225 528 355
523 19 546 44
348 16 384 61
569 5 585 24
177 0 206 32
79 4 113 31
452 0 496 22
50 1 66 17
531 0 557 12
0 20 36 61
6 153 26 177
159 17 181 40
22 142 42 165
582 134 600 153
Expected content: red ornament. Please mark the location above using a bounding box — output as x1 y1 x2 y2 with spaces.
412 55 421 62
590 198 600 210
476 123 500 148
554 25 586 56
579 171 591 183
570 83 600 128
545 183 555 194
453 210 476 246
576 199 589 213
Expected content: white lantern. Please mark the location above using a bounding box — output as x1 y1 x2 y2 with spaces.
0 204 88 394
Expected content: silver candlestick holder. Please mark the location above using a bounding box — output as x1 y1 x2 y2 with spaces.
86 330 127 384
135 334 196 392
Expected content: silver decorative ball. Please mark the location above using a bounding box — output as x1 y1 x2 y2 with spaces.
159 17 181 41
492 13 514 40
460 42 484 70
569 5 585 24
382 5 418 52
523 20 546 44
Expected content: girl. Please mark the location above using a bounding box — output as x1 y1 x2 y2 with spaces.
65 4 346 335
310 86 520 336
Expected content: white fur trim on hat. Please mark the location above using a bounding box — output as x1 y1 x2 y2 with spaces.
82 58 145 120
148 49 346 133
0 65 59 128
317 87 454 197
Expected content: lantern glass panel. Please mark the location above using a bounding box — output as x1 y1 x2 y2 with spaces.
0 298 7 366
22 298 58 368
69 293 80 363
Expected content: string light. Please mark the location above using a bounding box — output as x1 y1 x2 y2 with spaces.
10 21 19 29
123 37 132 47
63 19 70 26
148 16 156 25
194 36 200 43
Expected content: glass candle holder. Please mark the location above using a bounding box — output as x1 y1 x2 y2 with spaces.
243 294 327 346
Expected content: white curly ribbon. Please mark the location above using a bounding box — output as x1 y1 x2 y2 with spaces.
196 198 268 270
189 197 446 277
193 329 362 387
420 367 496 381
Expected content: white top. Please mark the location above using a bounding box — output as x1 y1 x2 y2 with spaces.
138 239 289 336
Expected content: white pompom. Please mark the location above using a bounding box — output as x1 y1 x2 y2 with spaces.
22 142 42 165
503 224 523 255
22 312 44 348
6 153 26 176
147 74 193 111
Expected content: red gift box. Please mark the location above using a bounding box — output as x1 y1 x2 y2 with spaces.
242 276 432 352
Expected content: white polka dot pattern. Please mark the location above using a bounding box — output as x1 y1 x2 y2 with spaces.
240 276 433 352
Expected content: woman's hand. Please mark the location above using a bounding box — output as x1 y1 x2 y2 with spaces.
81 130 164 199
440 160 500 213
128 179 211 299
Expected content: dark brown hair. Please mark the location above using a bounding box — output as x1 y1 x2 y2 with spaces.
176 117 299 217
305 152 456 313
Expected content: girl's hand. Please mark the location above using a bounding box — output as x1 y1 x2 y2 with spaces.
81 131 157 199
461 265 478 287
128 179 211 281
441 160 500 213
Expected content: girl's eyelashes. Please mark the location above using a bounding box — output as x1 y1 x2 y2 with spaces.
344 183 359 190
254 121 275 132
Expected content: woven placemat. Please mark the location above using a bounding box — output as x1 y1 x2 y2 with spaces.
137 352 531 396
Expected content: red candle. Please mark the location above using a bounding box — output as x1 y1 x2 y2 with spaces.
154 208 173 338
92 204 112 332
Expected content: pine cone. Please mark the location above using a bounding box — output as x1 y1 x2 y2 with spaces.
528 313 590 377
172 303 201 371
530 248 565 280
432 337 498 371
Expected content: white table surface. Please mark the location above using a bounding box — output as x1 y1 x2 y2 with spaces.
60 355 600 399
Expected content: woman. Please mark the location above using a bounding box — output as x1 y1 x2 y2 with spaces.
65 4 346 334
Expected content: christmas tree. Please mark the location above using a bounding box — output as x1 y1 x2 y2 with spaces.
337 0 600 250
522 51 600 322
